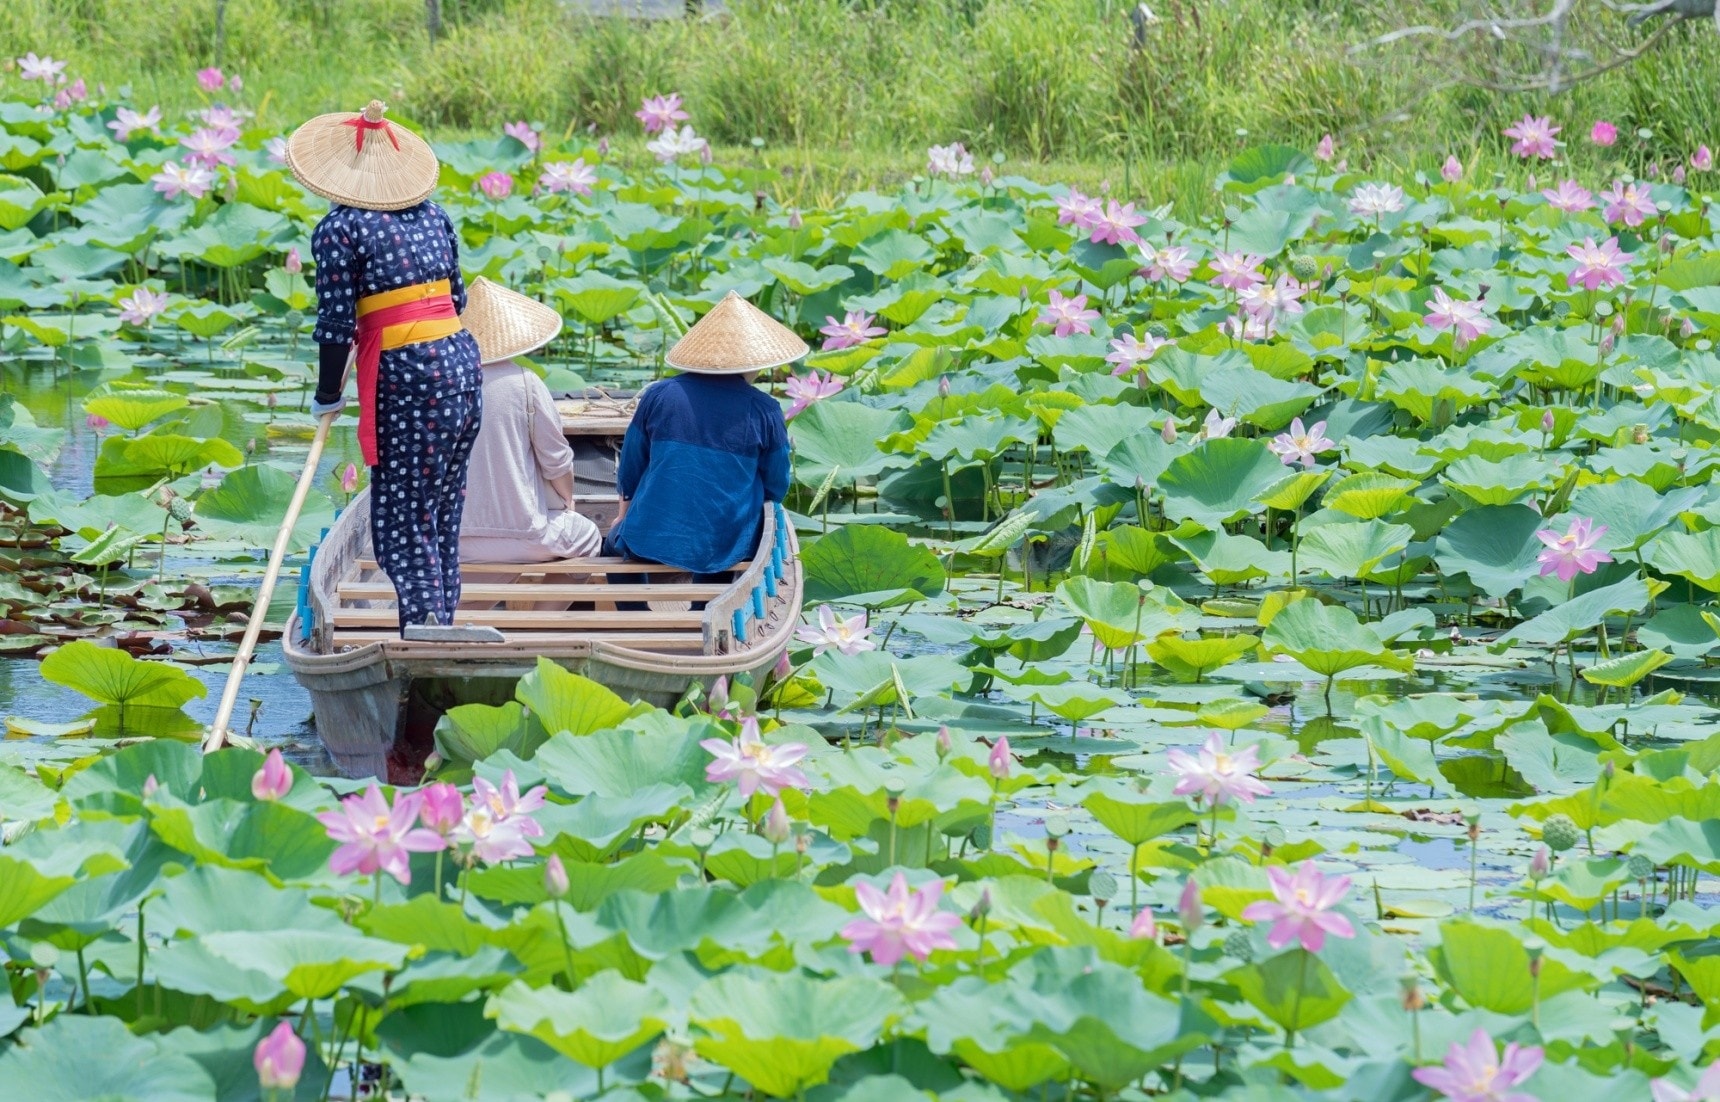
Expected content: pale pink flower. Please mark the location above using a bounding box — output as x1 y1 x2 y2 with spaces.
108 105 162 141
1601 180 1659 227
1167 732 1270 808
1566 236 1630 291
1693 146 1714 173
544 853 570 898
1129 908 1157 940
1268 417 1336 467
1136 241 1193 283
635 92 689 134
142 774 159 798
1315 134 1335 162
85 414 109 433
417 782 465 837
840 872 963 966
251 749 292 801
1590 121 1618 147
1200 408 1238 440
988 735 1011 780
926 142 975 178
1221 312 1275 342
1088 199 1146 246
1162 419 1178 445
784 370 845 419
1535 517 1613 582
1413 1029 1544 1102
1241 860 1356 952
1674 165 1688 186
1652 1061 1720 1102
539 160 596 197
794 603 874 657
196 67 225 93
1210 250 1266 292
230 73 243 92
151 161 216 201
472 770 547 824
1237 274 1306 324
1541 180 1594 212
182 126 240 169
700 717 811 798
265 136 289 165
503 120 542 154
476 171 514 201
1424 286 1493 349
1056 188 1103 230
254 1022 306 1091
283 247 302 275
117 288 170 326
315 784 446 885
19 53 67 83
1178 877 1203 932
451 805 539 864
339 462 358 494
1037 288 1099 337
53 79 87 111
1348 182 1406 218
1504 114 1560 159
1106 331 1170 375
198 104 246 130
1441 155 1463 183
646 124 707 164
818 310 886 351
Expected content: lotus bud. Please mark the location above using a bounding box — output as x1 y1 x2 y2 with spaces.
418 782 464 834
1178 877 1203 933
761 797 791 845
1682 317 1697 339
987 736 1012 780
1466 811 1481 844
266 391 278 409
1525 938 1545 978
938 375 951 397
1604 759 1616 781
787 209 802 230
254 1021 306 1091
970 886 993 921
708 675 729 714
979 165 994 188
86 413 109 433
1674 165 1688 186
772 650 792 681
423 750 443 772
1599 333 1615 357
141 774 159 798
1612 312 1628 336
1130 907 1158 941
597 136 610 157
1449 624 1463 645
340 463 358 495
1527 173 1538 191
1441 155 1462 183
1399 973 1425 1012
284 247 302 274
935 725 952 760
1529 845 1551 881
1540 409 1555 433
1632 424 1650 445
1161 419 1177 444
245 438 257 456
250 749 292 801
544 854 570 899
794 829 809 855
699 143 713 166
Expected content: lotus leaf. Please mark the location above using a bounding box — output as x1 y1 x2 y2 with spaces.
1157 439 1292 526
803 524 946 608
490 972 669 1069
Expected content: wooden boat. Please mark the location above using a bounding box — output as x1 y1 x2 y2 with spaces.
282 392 803 780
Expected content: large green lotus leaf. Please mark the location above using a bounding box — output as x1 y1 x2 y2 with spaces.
602 881 848 964
1261 599 1412 677
1056 577 1194 650
1297 521 1414 581
802 524 946 608
1580 648 1673 689
164 202 293 268
0 853 80 930
761 258 855 296
156 1020 332 1102
918 414 1035 465
490 972 669 1069
1362 720 1452 794
0 1016 217 1102
811 649 972 704
148 796 337 881
360 895 494 955
1323 472 1420 520
1081 785 1199 846
1146 633 1260 682
68 183 189 250
434 700 536 764
1504 577 1652 645
689 970 908 1098
0 173 47 231
1226 949 1351 1034
516 657 633 738
99 432 244 481
533 714 719 797
536 784 687 864
1649 529 1720 594
1428 921 1592 1013
194 462 337 552
852 229 935 281
916 977 1073 1091
551 271 644 324
1195 366 1323 428
1084 525 1183 580
1008 949 1196 1089
39 639 205 709
1157 438 1288 526
1098 433 1179 489
1170 530 1290 585
0 394 65 466
1003 680 1133 721
348 946 520 1009
60 737 205 818
1374 359 1496 422
1567 481 1700 553
1433 505 1545 599
469 851 691 911
172 300 250 339
390 1029 598 1102
24 823 180 939
32 242 130 282
4 311 122 346
152 865 347 937
151 927 408 1008
1440 453 1560 507
1221 144 1315 189
1055 403 1145 458
1256 469 1333 513
81 387 187 432
0 762 55 823
790 399 911 485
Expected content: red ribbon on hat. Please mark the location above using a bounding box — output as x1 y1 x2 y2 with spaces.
341 116 400 153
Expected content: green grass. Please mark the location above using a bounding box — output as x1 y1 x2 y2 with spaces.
3 0 1715 215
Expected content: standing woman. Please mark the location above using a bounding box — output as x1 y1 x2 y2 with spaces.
288 101 484 636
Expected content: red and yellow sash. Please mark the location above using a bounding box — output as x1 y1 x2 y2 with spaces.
353 279 463 466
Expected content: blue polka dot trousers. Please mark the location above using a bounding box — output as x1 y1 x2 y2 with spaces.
369 387 482 633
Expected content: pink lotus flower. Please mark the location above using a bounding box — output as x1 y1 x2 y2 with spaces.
1601 180 1659 227
840 872 963 966
108 105 162 141
476 171 514 201
196 67 225 93
452 770 546 864
1693 146 1714 173
1241 860 1356 952
1315 134 1335 162
53 79 87 111
254 1022 306 1091
473 770 547 823
544 853 570 898
265 136 289 165
926 142 974 178
818 310 886 351
283 247 302 275
1037 288 1099 337
1590 121 1618 147
794 603 874 657
151 161 216 201
1136 241 1193 283
1088 199 1146 246
1566 236 1630 291
1535 517 1613 582
1211 250 1266 292
198 104 247 130
635 92 689 134
1106 331 1171 375
1413 1028 1543 1102
142 774 159 798
1348 182 1406 218
503 120 542 154
1268 417 1336 467
85 414 109 433
1652 1061 1720 1102
1201 409 1237 440
1221 312 1274 342
339 462 358 494
1424 286 1493 349
18 53 67 83
117 288 170 326
784 370 845 419
1129 908 1157 940
988 735 1011 780
1441 155 1463 183
1167 732 1270 808
182 126 240 169
1541 180 1594 212
1056 188 1103 230
417 782 465 837
646 124 707 165
1237 274 1306 324
539 160 596 197
1504 114 1560 159
315 783 446 885
1178 877 1204 932
251 749 292 801
700 716 812 798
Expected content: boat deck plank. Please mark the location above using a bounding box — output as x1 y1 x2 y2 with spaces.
328 608 707 630
337 581 726 602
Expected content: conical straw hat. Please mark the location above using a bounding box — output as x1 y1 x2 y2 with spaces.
664 291 810 374
463 277 563 365
287 100 439 212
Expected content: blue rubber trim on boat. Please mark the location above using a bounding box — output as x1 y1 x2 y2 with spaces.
764 570 777 598
732 609 747 644
296 562 312 643
751 586 765 619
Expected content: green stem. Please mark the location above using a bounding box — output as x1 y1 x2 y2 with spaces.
553 900 578 990
1285 951 1311 1049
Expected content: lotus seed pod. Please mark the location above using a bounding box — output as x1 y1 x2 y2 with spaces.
1088 869 1119 904
1626 853 1655 880
970 822 993 850
1146 322 1170 340
1541 814 1581 853
1222 928 1254 962
1289 254 1318 281
688 827 717 852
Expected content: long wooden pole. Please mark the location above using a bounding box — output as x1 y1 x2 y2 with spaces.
202 407 340 753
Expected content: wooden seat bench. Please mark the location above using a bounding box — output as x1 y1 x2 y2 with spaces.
336 581 728 603
329 628 709 651
329 609 708 630
353 556 752 575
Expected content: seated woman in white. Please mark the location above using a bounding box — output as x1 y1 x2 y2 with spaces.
457 278 602 564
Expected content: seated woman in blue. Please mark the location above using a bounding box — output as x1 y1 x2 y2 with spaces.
603 292 803 603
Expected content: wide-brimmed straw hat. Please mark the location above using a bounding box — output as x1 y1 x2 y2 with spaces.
664 291 810 374
286 100 439 212
463 277 563 365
